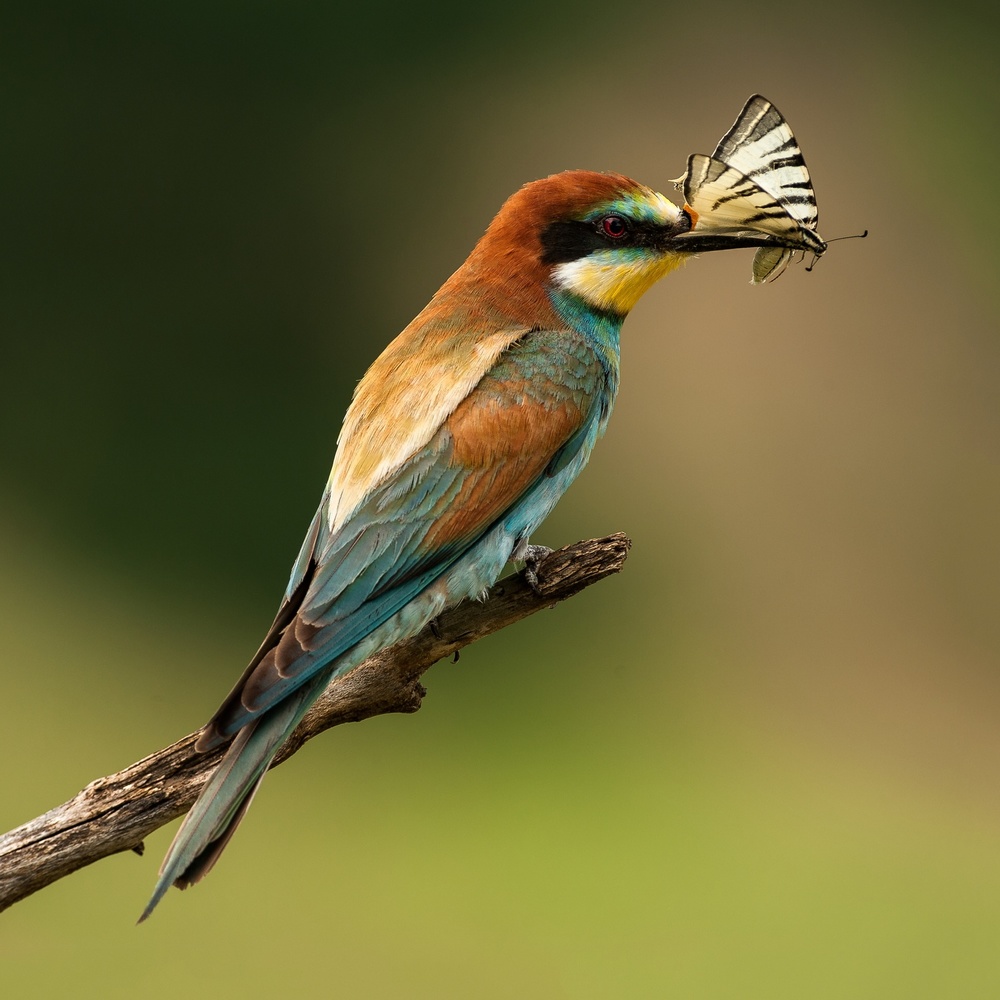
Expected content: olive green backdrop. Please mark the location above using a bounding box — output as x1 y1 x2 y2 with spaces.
4 2 999 996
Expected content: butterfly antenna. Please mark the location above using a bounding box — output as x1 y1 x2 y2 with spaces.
826 229 869 243
806 230 867 273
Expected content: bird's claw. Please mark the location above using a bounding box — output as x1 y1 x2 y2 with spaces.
520 543 553 596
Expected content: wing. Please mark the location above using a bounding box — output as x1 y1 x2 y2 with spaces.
671 95 826 283
750 246 794 284
198 327 606 747
683 153 825 254
711 94 819 232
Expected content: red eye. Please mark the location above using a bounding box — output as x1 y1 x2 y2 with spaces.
601 215 628 239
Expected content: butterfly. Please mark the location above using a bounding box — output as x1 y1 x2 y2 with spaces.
673 95 828 283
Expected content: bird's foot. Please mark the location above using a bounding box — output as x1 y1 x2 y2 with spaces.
520 543 553 596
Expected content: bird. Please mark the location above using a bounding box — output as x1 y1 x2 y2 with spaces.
139 168 754 921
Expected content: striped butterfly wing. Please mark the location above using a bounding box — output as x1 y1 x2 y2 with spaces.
712 95 819 233
751 246 794 284
683 154 825 247
681 96 827 283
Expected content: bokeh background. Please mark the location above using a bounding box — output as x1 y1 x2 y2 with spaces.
4 2 999 996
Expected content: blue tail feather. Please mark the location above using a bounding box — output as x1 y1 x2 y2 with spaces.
137 676 325 922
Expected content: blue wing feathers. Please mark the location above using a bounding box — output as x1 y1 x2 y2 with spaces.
208 331 613 736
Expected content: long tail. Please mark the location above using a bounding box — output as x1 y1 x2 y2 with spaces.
138 676 324 922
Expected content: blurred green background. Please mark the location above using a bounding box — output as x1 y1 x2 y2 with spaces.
4 1 1000 996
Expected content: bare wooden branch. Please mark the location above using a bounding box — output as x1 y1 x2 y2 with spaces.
0 533 630 913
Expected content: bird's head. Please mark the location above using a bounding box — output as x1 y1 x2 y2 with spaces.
462 170 698 321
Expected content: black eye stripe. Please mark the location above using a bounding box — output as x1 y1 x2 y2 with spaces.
540 216 682 265
540 220 607 265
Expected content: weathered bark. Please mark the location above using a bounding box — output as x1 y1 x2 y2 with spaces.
0 533 630 913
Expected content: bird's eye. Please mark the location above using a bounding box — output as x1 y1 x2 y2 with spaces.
601 215 628 239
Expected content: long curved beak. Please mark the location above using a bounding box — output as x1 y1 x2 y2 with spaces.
664 231 828 255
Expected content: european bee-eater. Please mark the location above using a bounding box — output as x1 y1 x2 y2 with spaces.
140 168 776 920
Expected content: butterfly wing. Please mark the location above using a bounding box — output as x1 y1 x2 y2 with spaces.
675 95 826 283
681 153 825 284
750 246 793 284
711 94 819 233
683 154 825 249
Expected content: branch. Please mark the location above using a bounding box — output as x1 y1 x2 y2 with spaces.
0 533 630 913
